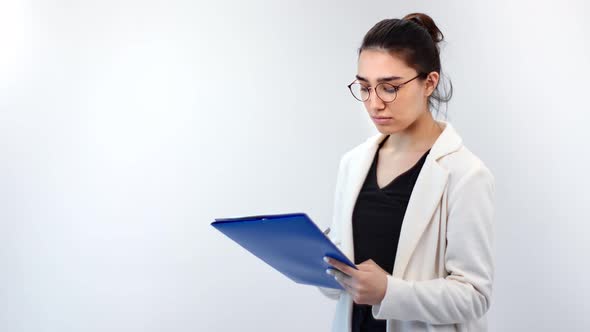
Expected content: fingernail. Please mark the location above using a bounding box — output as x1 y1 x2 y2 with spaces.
326 269 333 275
323 257 330 263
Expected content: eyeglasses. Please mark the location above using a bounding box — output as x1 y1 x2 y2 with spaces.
347 73 424 103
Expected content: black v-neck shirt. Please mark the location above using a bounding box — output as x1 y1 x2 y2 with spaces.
351 135 431 332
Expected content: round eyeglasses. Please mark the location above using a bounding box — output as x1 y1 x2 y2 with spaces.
347 73 424 103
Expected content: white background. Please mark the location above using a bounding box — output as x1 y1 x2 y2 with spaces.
1 0 589 331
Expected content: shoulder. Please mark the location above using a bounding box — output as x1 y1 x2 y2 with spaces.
439 144 496 197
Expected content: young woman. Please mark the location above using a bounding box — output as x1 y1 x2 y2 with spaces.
318 13 496 332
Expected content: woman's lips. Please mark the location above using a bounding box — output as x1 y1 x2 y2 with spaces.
372 116 392 124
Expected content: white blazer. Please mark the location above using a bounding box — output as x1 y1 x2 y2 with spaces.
318 120 496 332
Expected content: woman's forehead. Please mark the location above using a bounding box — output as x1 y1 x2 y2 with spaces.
357 49 411 78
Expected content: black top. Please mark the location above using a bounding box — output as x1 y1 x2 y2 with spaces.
351 135 431 332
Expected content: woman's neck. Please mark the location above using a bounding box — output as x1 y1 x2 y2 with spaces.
382 112 443 153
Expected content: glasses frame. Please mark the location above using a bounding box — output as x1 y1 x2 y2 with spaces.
347 73 424 103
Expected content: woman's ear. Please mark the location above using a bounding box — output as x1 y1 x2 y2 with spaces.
424 71 440 97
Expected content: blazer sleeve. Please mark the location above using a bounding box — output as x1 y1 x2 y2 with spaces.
371 163 496 324
317 153 349 301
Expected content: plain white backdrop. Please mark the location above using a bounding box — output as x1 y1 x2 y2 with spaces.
1 0 589 331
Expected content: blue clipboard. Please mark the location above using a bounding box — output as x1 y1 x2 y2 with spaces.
211 212 358 289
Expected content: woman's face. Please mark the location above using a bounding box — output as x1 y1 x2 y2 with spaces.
356 48 438 133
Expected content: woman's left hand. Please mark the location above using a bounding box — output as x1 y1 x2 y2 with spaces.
324 257 389 305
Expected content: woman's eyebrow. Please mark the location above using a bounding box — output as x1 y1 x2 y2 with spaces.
355 75 402 82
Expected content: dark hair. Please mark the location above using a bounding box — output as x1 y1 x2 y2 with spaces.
358 12 452 119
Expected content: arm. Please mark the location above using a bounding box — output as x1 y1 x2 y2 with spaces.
371 164 496 323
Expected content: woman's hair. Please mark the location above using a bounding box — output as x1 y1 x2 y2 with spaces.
358 13 452 119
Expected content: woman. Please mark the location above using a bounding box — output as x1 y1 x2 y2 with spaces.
317 13 496 332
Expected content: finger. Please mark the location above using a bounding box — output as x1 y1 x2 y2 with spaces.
358 259 379 268
325 257 357 277
360 259 375 265
340 282 354 295
334 275 355 294
327 268 351 281
357 259 386 273
326 268 353 287
331 270 354 290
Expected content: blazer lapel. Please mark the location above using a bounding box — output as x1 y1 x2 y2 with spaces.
339 120 463 277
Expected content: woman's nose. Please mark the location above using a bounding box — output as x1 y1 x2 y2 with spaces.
368 90 385 109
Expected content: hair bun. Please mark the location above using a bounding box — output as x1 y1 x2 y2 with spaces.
402 12 444 44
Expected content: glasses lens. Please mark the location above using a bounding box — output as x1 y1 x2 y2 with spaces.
376 83 397 102
349 83 369 101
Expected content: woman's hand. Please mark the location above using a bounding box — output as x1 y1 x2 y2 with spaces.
324 256 389 305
